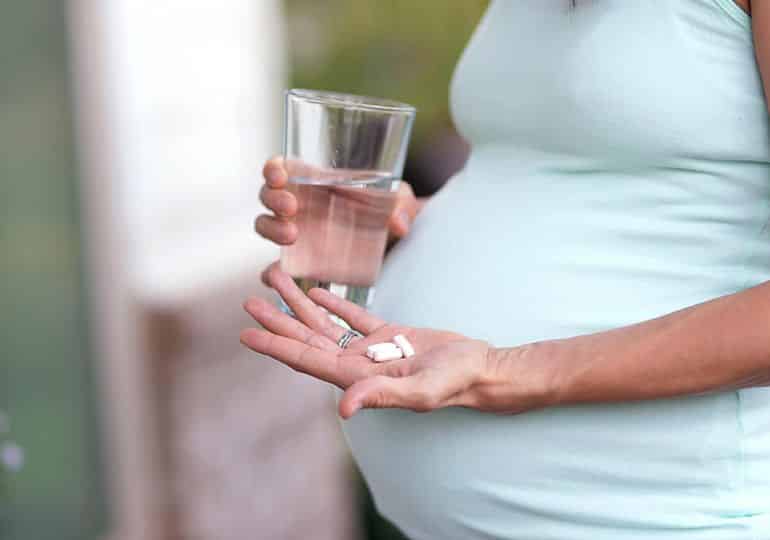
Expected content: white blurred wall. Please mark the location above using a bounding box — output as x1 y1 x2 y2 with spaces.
69 2 358 539
103 0 285 301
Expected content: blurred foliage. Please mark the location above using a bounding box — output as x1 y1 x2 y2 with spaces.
0 1 106 538
284 0 489 149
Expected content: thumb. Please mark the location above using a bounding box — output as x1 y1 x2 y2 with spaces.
339 374 434 418
388 182 418 238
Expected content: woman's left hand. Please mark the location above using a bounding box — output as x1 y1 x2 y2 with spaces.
240 264 557 418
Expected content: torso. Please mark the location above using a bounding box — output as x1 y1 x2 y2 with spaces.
343 2 770 538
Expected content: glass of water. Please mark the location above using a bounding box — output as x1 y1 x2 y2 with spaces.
280 89 416 308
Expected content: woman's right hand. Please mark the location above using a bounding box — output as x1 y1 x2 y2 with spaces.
254 155 424 246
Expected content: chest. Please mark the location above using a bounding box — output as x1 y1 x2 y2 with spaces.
450 0 762 164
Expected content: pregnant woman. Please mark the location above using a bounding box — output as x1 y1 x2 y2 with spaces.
245 1 770 538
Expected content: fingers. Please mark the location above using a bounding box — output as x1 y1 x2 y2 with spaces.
264 263 347 342
339 373 441 418
243 297 338 352
240 328 358 387
388 182 418 238
260 185 297 218
257 157 297 245
257 156 296 244
254 215 298 245
263 156 288 188
307 287 386 335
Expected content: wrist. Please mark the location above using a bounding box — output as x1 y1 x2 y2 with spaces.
480 340 570 413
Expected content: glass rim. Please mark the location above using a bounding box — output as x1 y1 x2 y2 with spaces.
286 88 416 114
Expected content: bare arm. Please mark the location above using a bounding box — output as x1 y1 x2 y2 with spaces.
491 6 770 408
242 3 770 418
498 280 770 410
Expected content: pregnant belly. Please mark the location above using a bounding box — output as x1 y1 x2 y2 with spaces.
370 167 762 346
344 160 770 538
343 394 748 540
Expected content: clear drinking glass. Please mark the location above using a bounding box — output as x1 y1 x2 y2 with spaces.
280 89 416 308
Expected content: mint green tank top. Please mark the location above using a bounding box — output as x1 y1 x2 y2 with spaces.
343 2 770 538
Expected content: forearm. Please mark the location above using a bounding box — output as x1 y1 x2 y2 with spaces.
515 1 770 409
494 281 770 408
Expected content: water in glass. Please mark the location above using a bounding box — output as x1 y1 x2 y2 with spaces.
280 173 398 307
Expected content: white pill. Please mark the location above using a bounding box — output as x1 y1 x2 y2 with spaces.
372 347 404 362
392 334 415 358
367 342 400 358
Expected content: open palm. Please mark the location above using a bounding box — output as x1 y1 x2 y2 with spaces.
240 263 494 417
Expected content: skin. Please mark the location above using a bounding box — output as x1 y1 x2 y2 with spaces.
245 2 770 419
255 156 427 245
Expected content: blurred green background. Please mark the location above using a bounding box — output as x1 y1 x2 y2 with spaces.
0 1 107 539
285 0 489 195
286 0 488 145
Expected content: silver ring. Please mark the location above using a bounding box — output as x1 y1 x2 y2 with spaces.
337 329 363 349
